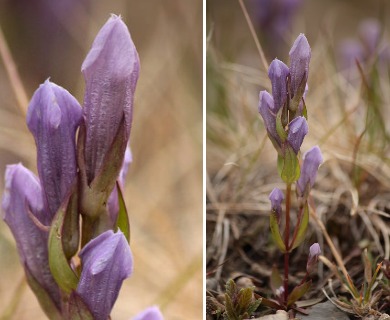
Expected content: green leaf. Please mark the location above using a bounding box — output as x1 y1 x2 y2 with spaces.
237 288 253 314
280 146 300 184
287 280 312 307
25 268 62 320
67 291 94 320
270 212 286 253
290 203 309 251
114 182 130 243
276 108 287 142
270 266 283 295
48 193 79 294
224 293 238 320
247 299 261 314
62 182 79 260
225 279 236 299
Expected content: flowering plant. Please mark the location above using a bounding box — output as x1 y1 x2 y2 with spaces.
2 15 163 320
257 34 323 314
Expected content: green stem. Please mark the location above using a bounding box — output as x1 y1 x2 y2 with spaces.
283 184 291 305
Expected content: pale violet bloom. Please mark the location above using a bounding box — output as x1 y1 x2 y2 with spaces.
133 306 164 320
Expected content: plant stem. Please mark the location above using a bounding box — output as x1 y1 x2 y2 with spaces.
284 183 291 305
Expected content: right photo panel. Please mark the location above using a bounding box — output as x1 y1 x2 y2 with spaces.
206 1 390 319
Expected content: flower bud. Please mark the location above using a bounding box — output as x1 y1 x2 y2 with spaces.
269 188 284 222
296 146 323 198
82 14 140 185
306 243 321 274
77 230 133 320
2 164 61 312
287 116 308 153
133 306 164 320
27 80 82 219
258 90 280 145
289 34 311 104
268 59 289 113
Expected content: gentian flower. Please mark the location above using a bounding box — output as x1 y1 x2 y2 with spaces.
296 146 323 198
82 14 139 185
133 306 164 320
27 80 82 220
269 188 284 222
287 116 308 153
78 14 140 228
258 90 282 150
77 230 133 320
306 243 321 274
2 164 61 313
289 34 311 110
268 59 290 113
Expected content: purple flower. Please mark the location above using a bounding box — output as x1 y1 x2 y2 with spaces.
268 59 289 113
107 146 132 225
269 188 284 221
2 164 61 311
26 80 82 220
287 116 308 153
258 90 280 146
77 230 133 320
296 146 323 197
133 306 164 320
82 14 140 185
289 34 311 104
306 243 321 273
358 18 381 55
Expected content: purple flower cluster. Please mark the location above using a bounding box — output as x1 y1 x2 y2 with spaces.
2 15 163 320
258 34 310 157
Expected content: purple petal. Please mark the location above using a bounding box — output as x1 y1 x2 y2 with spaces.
77 230 133 320
268 59 289 113
258 90 279 143
338 39 364 70
269 188 284 220
2 164 61 309
307 243 321 273
26 79 82 220
287 116 308 153
133 306 164 320
289 34 311 97
107 146 132 224
359 18 381 55
296 146 323 196
82 14 140 183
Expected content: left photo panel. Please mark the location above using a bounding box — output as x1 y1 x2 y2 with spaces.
0 1 203 319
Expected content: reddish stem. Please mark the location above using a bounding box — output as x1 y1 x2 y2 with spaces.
283 184 291 305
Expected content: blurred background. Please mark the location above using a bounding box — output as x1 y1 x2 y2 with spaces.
0 1 202 319
207 0 390 317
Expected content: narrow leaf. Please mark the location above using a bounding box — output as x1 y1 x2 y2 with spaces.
287 280 312 306
62 183 79 260
114 181 130 243
225 279 236 299
290 203 309 251
237 288 253 313
224 293 237 320
270 212 286 253
48 193 79 293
